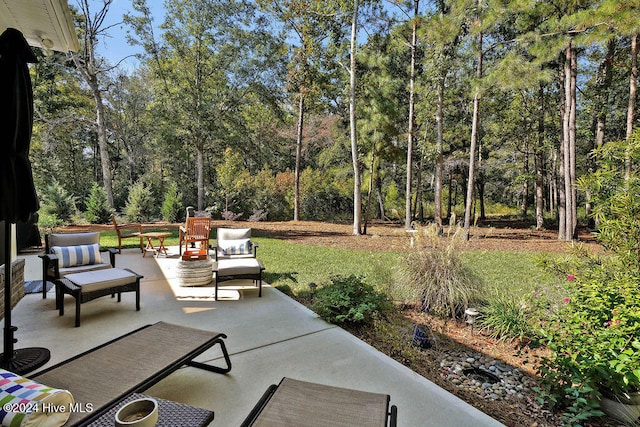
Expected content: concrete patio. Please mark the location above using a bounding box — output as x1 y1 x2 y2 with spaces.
5 247 504 426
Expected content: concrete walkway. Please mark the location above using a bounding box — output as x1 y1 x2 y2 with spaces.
6 248 503 426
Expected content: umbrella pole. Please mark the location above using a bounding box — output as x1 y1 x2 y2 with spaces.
3 220 16 362
1 221 50 374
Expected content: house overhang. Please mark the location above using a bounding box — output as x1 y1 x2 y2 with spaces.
0 0 79 53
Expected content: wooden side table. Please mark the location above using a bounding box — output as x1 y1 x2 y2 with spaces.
141 232 171 257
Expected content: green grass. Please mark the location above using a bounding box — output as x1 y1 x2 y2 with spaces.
255 238 400 295
99 228 181 250
461 250 564 301
99 230 564 303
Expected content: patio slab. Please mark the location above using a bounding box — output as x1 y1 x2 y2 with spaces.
5 248 504 426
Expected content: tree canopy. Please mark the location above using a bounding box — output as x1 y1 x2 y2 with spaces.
30 0 640 237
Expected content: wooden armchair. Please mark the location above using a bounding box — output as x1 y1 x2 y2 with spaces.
179 217 212 256
110 214 143 254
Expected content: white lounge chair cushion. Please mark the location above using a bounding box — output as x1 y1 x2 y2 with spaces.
64 269 137 293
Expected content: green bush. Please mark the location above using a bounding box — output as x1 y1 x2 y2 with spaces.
84 183 112 224
311 275 392 325
536 134 640 422
161 182 183 222
399 225 482 319
37 212 63 234
39 181 76 223
124 181 154 223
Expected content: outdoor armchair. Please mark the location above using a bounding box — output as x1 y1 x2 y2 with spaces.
110 214 143 254
213 227 258 261
39 232 117 299
179 216 212 256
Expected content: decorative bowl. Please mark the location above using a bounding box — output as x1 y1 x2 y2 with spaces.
114 398 158 427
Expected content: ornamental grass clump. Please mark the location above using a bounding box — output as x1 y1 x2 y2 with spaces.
476 296 533 343
399 225 482 319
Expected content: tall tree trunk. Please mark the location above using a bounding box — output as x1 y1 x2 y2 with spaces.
294 94 304 221
535 84 545 230
521 142 529 219
405 0 419 229
376 172 385 220
349 0 362 235
463 2 482 240
434 74 445 229
558 54 566 239
364 146 376 235
626 33 638 179
569 45 578 239
196 143 205 211
560 42 577 241
92 83 114 209
74 0 115 209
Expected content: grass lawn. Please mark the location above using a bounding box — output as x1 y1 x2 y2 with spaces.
100 230 564 303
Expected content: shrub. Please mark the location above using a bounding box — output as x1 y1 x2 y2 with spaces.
311 275 392 325
38 213 62 234
161 182 183 222
477 296 533 342
398 225 482 319
84 183 112 224
39 181 76 223
124 181 154 222
536 135 640 422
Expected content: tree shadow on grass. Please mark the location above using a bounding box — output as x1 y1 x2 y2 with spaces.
264 271 298 284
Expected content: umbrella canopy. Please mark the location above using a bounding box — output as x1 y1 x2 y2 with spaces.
0 27 39 223
0 28 49 374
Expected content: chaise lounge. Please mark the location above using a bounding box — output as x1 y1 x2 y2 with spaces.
32 321 232 426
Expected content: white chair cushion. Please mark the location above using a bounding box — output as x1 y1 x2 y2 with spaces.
216 258 261 276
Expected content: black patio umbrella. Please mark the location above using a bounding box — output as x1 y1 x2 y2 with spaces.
0 28 50 374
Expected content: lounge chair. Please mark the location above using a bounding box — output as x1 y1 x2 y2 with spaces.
32 321 231 426
242 377 397 427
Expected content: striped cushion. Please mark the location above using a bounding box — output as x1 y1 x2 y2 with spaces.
51 244 102 268
0 369 74 427
220 239 252 256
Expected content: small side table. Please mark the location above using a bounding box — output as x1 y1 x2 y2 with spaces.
88 393 214 427
141 232 171 257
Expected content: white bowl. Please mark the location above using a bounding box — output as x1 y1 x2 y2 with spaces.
115 398 159 427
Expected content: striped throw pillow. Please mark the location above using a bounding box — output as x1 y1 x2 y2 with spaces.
220 239 252 256
51 244 103 267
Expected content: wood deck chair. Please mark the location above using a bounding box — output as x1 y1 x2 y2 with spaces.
179 217 211 255
110 214 143 254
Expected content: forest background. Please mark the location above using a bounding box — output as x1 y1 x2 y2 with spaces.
30 0 640 239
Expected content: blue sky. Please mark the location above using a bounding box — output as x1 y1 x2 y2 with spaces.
88 0 165 70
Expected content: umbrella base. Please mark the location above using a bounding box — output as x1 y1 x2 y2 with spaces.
0 347 50 375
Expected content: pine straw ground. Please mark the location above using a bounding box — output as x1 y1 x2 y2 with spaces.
62 219 614 426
